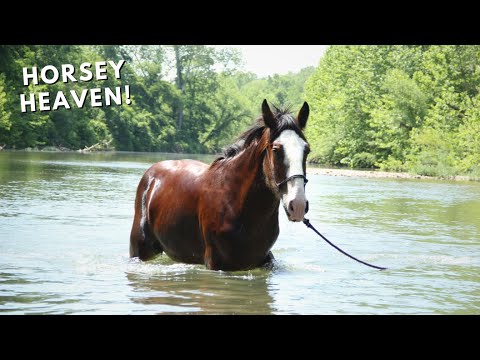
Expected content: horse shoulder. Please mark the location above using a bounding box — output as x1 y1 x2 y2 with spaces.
198 189 243 239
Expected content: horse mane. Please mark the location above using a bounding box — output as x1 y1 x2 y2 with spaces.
212 104 305 165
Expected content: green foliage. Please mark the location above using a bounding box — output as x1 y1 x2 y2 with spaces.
237 67 315 113
351 152 377 169
0 45 275 153
0 74 11 142
305 45 480 176
408 127 457 177
0 45 316 155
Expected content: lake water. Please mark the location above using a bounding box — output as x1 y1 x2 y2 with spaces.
0 151 479 314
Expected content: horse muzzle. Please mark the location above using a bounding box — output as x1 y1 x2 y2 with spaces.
284 199 309 222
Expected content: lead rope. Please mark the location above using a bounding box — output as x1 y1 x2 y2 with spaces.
265 146 386 270
303 218 387 270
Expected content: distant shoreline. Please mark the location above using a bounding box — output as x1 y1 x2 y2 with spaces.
307 167 473 182
0 148 476 182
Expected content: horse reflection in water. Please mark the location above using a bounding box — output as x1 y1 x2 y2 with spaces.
130 100 310 271
126 266 275 314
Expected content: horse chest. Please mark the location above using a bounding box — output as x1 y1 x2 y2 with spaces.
207 215 279 267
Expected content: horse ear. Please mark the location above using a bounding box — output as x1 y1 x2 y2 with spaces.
262 99 276 129
297 101 309 130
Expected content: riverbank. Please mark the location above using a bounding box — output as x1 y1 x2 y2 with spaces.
0 140 115 153
307 167 474 182
1 147 476 182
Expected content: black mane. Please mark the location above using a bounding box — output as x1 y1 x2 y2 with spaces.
214 105 305 163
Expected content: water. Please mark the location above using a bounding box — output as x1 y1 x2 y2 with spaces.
0 151 479 314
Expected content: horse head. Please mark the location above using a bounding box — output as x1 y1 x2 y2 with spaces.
262 99 310 222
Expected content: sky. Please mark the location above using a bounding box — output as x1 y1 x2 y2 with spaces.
214 45 329 78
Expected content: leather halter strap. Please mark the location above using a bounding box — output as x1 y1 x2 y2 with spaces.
276 174 308 187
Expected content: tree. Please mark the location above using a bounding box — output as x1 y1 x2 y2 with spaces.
0 74 11 145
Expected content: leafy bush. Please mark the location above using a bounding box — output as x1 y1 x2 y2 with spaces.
351 152 376 168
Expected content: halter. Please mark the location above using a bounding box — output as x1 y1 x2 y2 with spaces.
265 145 308 188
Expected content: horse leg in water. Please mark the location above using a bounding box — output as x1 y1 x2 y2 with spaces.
262 251 275 269
130 175 163 260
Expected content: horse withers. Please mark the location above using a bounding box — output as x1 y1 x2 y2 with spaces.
130 99 310 271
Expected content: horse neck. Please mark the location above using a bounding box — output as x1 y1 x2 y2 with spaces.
217 133 279 220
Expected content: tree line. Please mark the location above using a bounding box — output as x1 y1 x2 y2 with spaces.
1 45 479 177
0 45 309 154
305 45 480 177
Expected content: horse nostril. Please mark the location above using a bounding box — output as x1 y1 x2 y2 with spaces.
288 200 295 213
305 200 309 214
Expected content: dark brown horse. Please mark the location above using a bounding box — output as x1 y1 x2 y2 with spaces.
130 100 310 271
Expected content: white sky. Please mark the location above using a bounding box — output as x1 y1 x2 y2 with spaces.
214 45 329 78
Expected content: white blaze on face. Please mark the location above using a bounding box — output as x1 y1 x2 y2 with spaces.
275 130 308 222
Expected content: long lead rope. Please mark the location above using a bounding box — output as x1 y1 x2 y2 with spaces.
303 218 387 270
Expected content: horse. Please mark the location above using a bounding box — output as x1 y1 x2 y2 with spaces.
129 99 310 271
